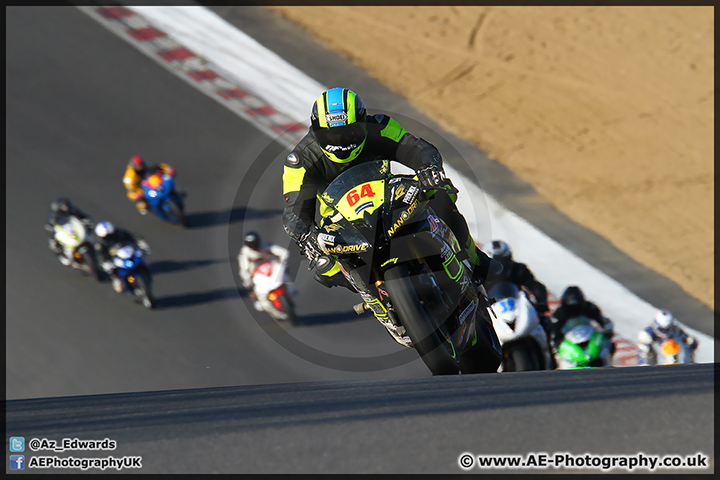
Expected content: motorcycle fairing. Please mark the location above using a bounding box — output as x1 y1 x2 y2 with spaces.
317 160 480 352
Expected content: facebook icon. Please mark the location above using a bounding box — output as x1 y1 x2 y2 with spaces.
9 455 25 470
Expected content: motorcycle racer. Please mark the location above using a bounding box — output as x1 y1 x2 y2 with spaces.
484 240 550 314
123 155 176 215
94 221 151 293
45 198 93 266
548 285 615 354
238 231 290 312
282 87 501 294
637 309 698 365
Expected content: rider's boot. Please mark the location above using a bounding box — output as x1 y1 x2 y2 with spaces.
135 200 148 216
111 275 123 293
48 237 62 254
314 255 354 291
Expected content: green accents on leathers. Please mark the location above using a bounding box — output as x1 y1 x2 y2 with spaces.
380 117 408 142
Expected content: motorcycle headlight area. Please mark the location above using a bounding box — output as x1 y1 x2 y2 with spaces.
114 245 140 268
491 298 517 322
113 257 136 269
566 325 595 345
117 245 136 259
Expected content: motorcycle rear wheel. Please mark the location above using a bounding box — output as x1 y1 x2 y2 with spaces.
384 264 460 375
134 274 155 309
278 294 298 326
80 246 102 281
164 197 188 228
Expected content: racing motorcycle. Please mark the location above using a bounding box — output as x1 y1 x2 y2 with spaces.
49 216 102 280
111 241 154 309
315 160 502 375
487 281 553 371
250 257 297 325
555 315 613 369
141 172 188 227
638 335 696 366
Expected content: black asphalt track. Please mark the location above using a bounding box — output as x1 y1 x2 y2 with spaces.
6 6 428 402
4 6 715 475
6 364 715 474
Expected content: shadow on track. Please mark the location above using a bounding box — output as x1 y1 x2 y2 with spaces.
149 258 227 276
185 206 283 229
295 311 365 326
154 287 240 309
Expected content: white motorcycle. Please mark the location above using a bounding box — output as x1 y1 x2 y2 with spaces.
49 216 101 280
250 258 297 325
488 281 553 371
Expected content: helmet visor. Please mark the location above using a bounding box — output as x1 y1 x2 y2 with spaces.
315 123 367 160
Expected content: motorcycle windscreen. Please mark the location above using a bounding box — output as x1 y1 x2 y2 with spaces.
487 282 520 303
320 160 389 221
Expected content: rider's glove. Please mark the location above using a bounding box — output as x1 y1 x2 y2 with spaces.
137 239 151 255
299 225 323 268
417 164 448 190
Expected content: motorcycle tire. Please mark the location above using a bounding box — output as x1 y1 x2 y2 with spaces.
278 294 298 326
384 264 460 375
165 197 188 228
134 274 155 310
458 316 503 374
80 246 102 281
509 348 535 372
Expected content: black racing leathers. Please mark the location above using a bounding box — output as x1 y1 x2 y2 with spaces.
47 208 91 230
282 113 498 288
549 301 614 348
94 229 146 267
282 114 443 244
487 261 549 312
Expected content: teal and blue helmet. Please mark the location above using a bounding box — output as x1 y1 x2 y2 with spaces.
310 88 368 163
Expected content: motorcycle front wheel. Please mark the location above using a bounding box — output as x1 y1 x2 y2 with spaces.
384 264 460 375
458 318 503 374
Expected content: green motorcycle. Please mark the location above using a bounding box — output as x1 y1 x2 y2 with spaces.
555 315 613 369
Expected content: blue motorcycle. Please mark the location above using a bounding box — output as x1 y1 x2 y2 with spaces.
141 172 188 227
112 242 154 309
